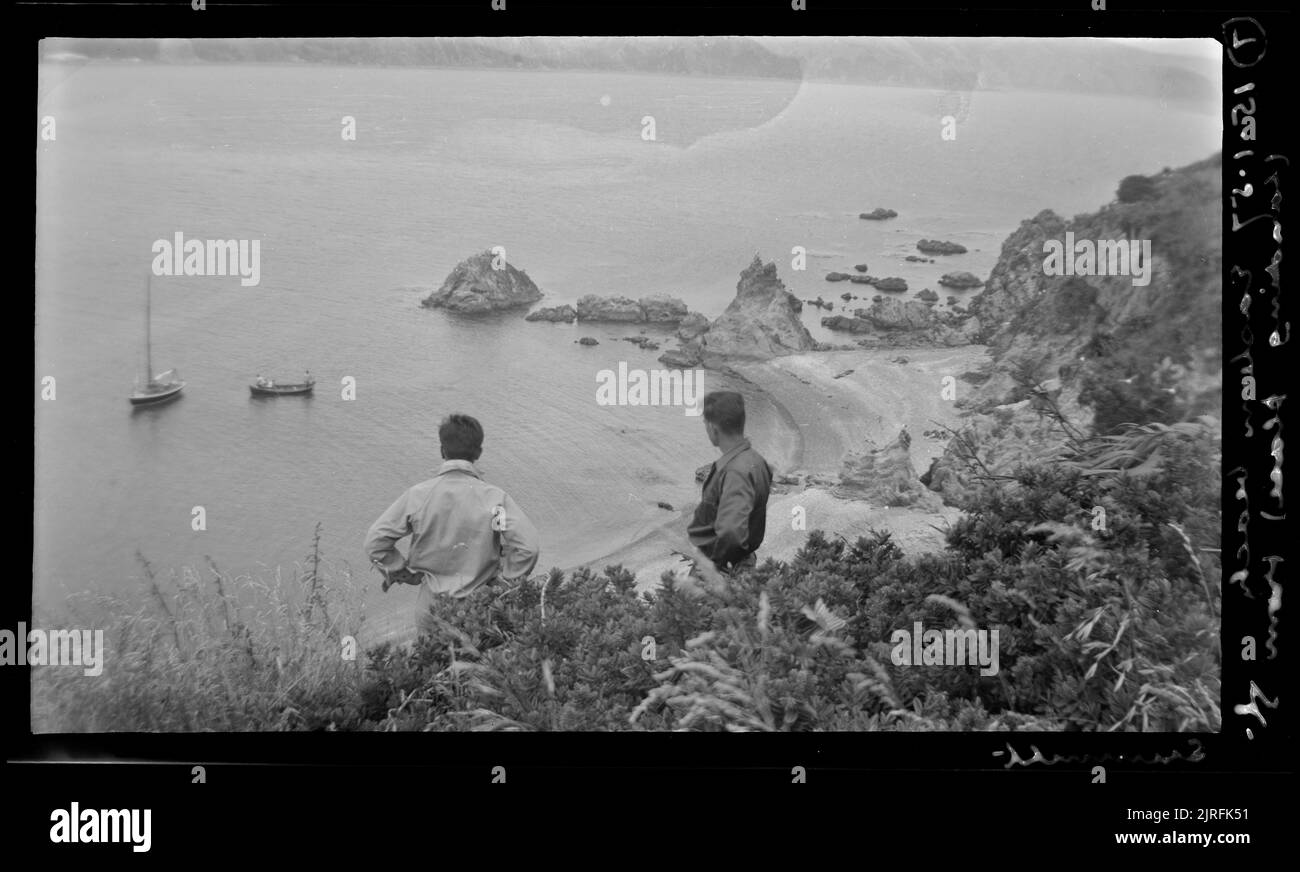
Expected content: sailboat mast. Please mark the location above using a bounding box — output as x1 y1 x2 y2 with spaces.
145 272 153 384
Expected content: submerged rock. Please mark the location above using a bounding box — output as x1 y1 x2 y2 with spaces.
917 239 968 255
576 336 599 346
917 288 940 303
854 263 869 272
859 208 898 220
871 276 909 292
826 272 852 282
423 251 544 313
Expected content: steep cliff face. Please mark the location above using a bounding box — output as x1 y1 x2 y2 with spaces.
962 153 1222 420
661 255 815 366
927 153 1223 505
423 251 544 313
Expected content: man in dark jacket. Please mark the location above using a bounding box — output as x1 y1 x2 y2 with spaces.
687 391 773 573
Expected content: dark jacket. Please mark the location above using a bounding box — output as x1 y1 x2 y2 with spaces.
688 438 773 570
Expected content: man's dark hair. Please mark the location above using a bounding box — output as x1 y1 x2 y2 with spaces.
439 413 484 461
702 391 745 435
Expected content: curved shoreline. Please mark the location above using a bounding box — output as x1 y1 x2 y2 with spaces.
567 343 989 587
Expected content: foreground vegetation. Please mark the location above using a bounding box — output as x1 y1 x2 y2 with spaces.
32 409 1220 733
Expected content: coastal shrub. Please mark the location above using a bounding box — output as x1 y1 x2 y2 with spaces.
1116 174 1159 204
32 525 366 732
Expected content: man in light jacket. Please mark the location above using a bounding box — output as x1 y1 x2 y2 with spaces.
364 414 540 633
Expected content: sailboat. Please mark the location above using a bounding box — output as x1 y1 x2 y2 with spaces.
129 272 185 406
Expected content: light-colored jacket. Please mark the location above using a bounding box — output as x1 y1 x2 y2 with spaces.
364 460 540 598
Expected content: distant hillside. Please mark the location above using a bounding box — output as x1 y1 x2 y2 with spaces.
756 37 1217 103
40 36 1216 102
39 36 802 80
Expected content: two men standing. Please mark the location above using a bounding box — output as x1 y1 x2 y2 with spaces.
365 392 771 631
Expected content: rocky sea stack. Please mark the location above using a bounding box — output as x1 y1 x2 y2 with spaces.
423 251 544 313
659 255 815 367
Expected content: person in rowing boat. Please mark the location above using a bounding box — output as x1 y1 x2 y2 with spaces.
364 413 541 636
256 374 270 388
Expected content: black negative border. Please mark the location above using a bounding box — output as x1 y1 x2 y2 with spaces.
10 0 1294 790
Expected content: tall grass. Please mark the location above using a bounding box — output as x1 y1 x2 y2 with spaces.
31 524 367 732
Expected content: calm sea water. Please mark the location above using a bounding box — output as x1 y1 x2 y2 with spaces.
34 63 1219 612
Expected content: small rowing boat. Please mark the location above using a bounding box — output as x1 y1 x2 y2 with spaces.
250 375 315 396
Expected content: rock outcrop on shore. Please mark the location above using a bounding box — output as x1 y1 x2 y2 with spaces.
833 428 942 509
423 251 544 312
675 311 710 339
916 239 968 255
568 294 692 324
639 295 690 323
821 315 873 334
525 304 577 322
938 271 983 289
576 295 643 322
659 255 815 367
